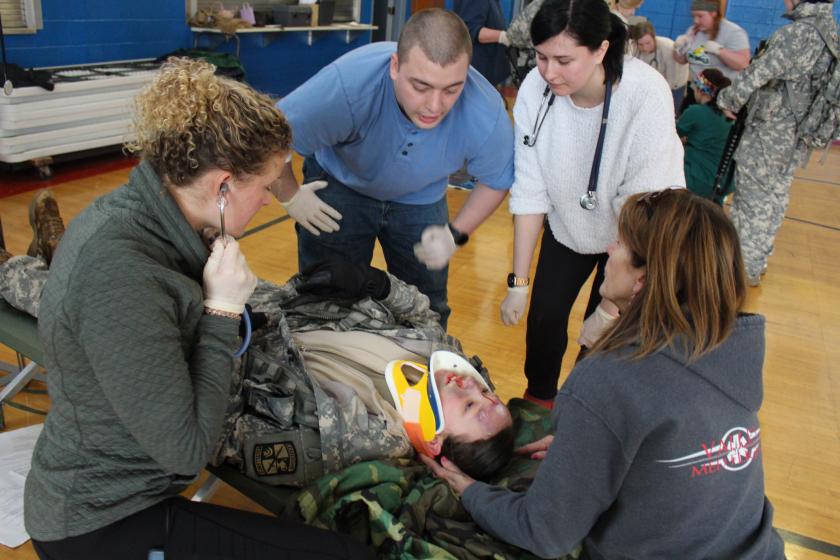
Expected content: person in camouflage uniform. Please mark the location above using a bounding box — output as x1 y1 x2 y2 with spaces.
716 0 839 284
213 266 483 488
504 0 545 85
1 249 510 488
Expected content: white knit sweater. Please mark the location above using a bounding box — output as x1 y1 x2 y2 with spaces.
510 57 685 254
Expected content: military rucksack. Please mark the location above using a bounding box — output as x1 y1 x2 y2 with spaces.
791 20 840 151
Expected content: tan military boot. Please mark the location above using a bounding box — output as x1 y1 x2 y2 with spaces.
28 189 65 266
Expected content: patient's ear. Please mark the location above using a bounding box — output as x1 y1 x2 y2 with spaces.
426 435 444 457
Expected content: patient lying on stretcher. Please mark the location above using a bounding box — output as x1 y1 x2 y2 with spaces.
0 195 515 487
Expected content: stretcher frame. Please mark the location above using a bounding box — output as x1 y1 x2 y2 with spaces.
0 300 45 430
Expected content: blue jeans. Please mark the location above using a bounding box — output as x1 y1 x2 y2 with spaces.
299 157 451 328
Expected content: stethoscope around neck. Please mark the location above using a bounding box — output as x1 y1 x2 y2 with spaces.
523 79 614 211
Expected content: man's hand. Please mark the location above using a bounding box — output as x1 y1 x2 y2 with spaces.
281 180 342 236
419 454 476 496
515 435 555 460
498 30 510 47
413 224 457 270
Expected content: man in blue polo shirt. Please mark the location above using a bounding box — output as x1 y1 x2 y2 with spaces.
272 8 514 328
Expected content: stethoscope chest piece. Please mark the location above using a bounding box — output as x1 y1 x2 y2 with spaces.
580 192 598 210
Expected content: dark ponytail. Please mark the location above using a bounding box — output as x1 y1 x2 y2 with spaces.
604 12 628 85
531 0 627 85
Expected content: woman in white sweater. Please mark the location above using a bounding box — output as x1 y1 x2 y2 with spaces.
500 0 684 407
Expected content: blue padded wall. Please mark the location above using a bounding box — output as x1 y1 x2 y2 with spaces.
5 0 190 68
5 0 375 97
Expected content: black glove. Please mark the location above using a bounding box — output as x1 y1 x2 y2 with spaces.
297 257 390 301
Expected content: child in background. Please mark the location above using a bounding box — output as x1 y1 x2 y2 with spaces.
677 68 733 203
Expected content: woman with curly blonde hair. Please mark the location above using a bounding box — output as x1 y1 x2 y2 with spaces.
24 58 372 560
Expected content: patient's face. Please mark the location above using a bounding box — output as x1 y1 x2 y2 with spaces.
435 370 512 443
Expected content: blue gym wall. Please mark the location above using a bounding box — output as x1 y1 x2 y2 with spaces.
4 0 374 96
4 0 191 69
4 0 838 95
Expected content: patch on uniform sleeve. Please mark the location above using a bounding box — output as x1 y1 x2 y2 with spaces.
253 441 298 476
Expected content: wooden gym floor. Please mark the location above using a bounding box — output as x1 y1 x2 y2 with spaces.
0 147 838 559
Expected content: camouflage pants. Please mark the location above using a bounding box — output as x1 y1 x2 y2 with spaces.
731 118 798 279
0 255 48 317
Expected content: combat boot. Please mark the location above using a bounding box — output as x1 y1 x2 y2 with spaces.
28 189 65 266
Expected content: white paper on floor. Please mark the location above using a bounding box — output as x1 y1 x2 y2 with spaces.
0 423 42 549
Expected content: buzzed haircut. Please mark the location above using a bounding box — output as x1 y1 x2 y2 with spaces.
397 8 473 67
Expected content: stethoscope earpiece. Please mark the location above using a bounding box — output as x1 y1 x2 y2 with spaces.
218 182 229 242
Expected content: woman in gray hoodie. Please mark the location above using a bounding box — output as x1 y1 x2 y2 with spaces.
425 189 784 559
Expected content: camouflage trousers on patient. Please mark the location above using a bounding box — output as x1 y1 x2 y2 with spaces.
0 255 48 317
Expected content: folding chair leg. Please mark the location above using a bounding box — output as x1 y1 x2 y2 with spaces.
0 361 39 403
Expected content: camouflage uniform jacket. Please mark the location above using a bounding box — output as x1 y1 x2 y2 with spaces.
506 0 545 84
717 2 839 166
212 274 465 485
506 0 544 49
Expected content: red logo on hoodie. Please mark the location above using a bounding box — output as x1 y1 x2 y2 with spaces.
657 427 761 478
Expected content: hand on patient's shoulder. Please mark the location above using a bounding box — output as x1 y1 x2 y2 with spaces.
515 434 554 460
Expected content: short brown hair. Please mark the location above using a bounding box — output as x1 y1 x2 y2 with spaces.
126 57 292 186
629 21 656 43
591 190 747 361
397 8 472 66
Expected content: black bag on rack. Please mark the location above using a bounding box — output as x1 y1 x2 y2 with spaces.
3 63 54 91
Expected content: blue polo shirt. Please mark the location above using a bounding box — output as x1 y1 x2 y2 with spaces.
277 42 514 204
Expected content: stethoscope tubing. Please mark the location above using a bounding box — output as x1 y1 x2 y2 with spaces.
523 79 613 210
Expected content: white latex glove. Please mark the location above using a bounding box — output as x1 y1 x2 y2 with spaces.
703 40 722 55
413 225 457 270
500 286 529 326
281 180 342 236
674 34 691 55
203 237 257 314
498 30 510 47
577 303 619 348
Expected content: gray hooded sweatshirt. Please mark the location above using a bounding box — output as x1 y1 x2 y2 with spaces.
463 314 784 559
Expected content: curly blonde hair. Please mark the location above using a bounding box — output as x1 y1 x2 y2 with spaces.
126 57 292 186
